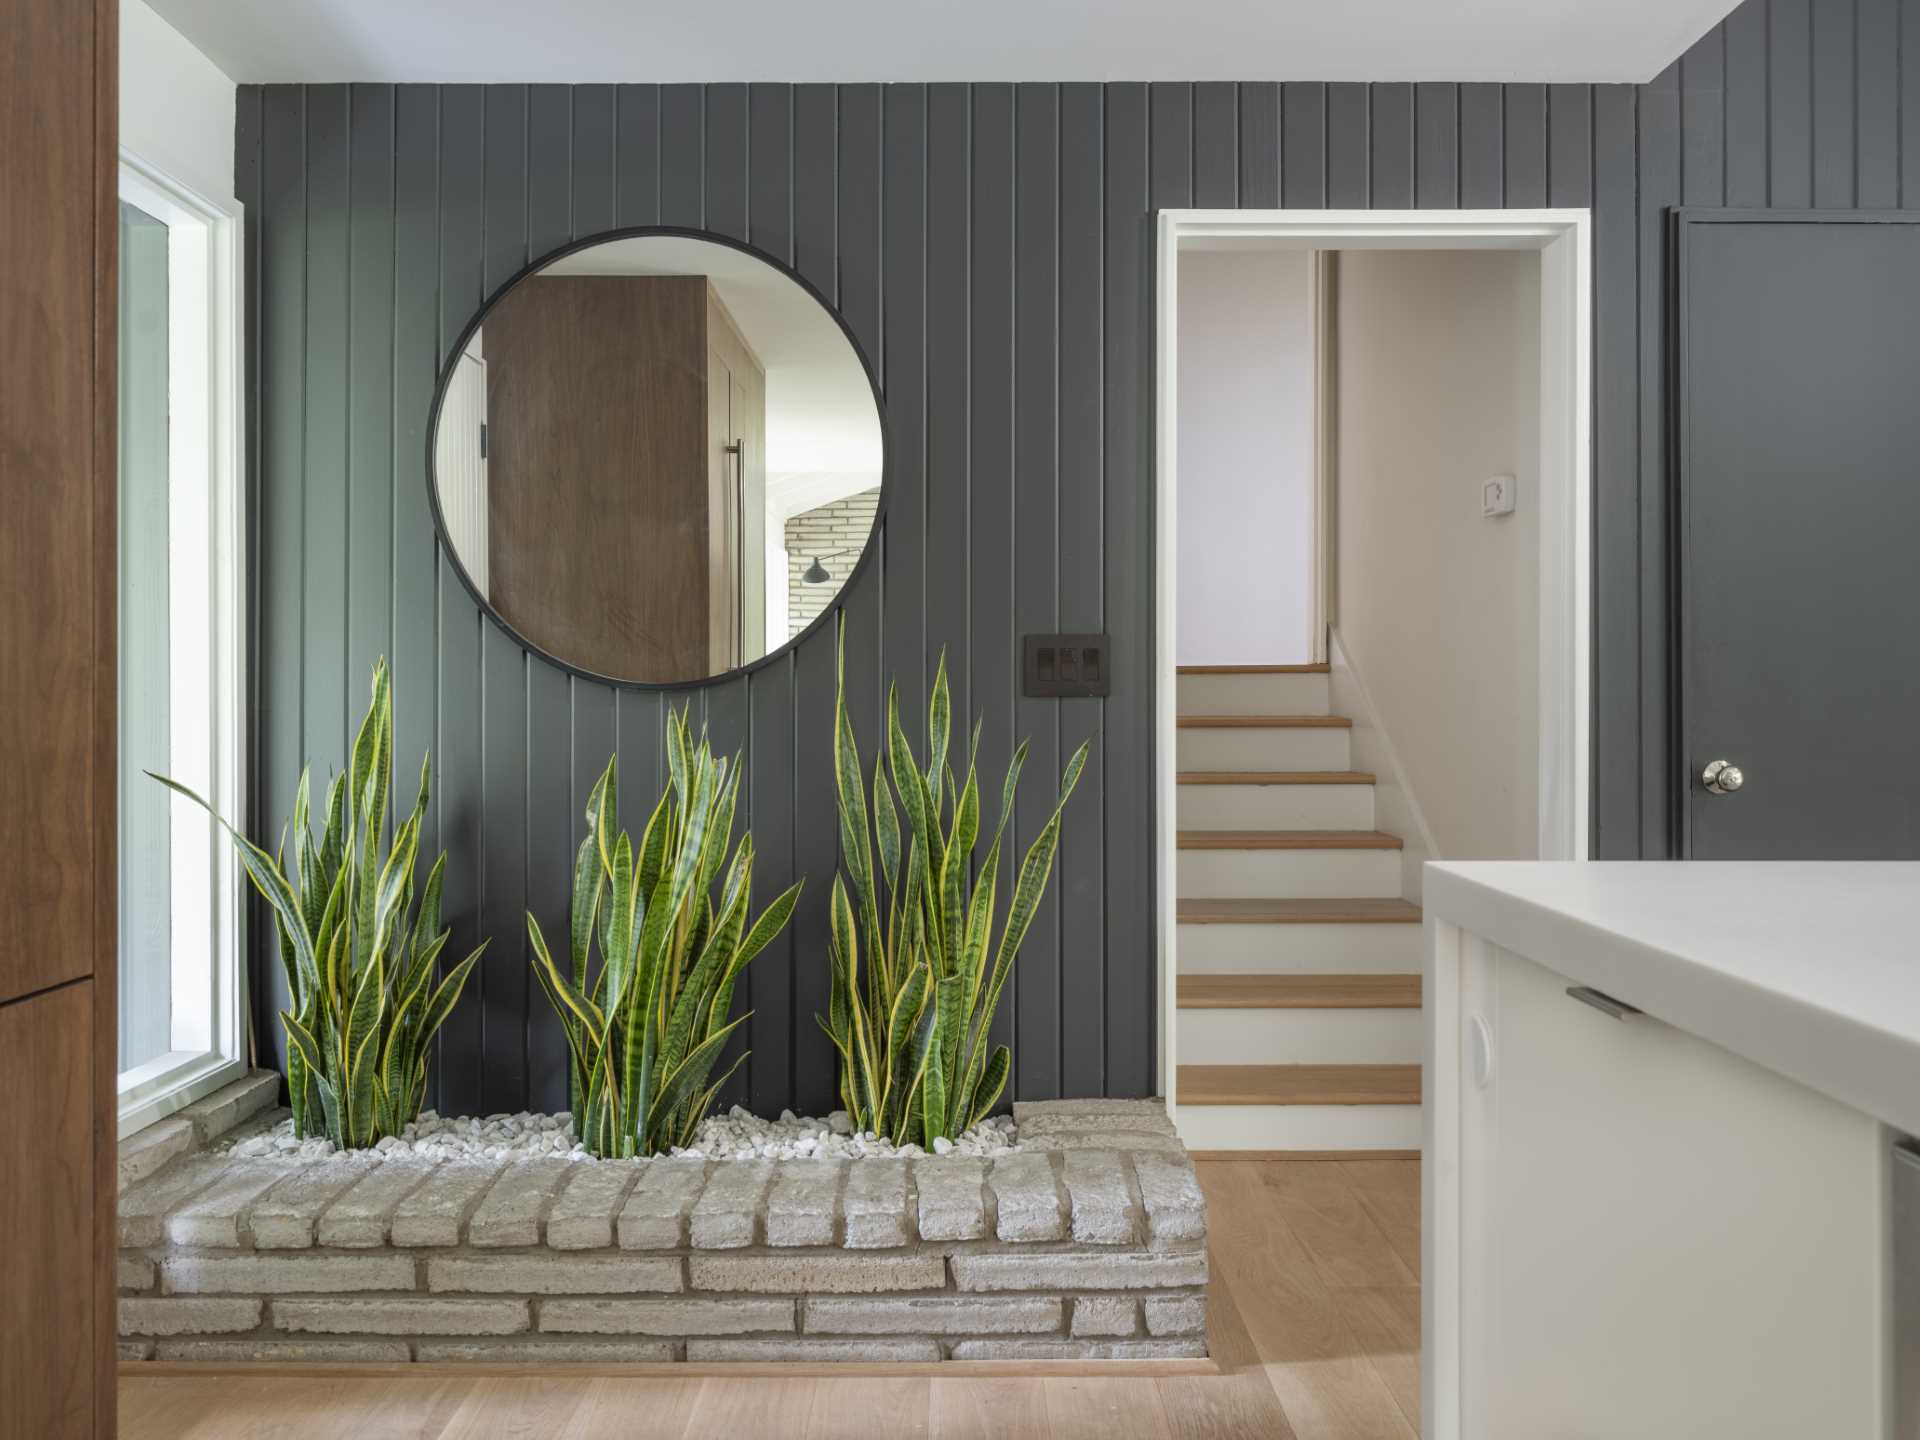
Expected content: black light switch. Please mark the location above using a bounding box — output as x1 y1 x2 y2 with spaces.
1024 633 1110 697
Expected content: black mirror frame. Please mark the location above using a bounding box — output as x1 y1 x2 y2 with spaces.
424 224 890 690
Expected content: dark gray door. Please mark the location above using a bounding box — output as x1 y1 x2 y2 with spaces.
1677 212 1920 859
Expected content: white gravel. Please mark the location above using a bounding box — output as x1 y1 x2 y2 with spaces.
223 1105 1019 1164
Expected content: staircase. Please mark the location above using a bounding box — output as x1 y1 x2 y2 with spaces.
1172 663 1423 1155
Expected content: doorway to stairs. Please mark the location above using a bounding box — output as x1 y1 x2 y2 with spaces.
1154 210 1592 1153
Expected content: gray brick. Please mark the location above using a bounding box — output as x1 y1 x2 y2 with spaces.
540 1297 793 1336
689 1160 774 1249
989 1153 1067 1242
162 1252 416 1295
273 1297 528 1336
467 1158 574 1247
315 1158 439 1247
545 1162 644 1250
179 1072 281 1143
119 1297 262 1336
688 1337 940 1363
689 1253 943 1295
118 1342 154 1362
1015 1105 1177 1139
387 1159 505 1247
155 1338 413 1363
428 1253 682 1295
1041 1131 1186 1154
914 1157 989 1241
117 1118 196 1192
842 1158 912 1248
1071 1296 1140 1337
249 1155 382 1249
415 1339 679 1363
765 1160 844 1247
806 1296 1061 1336
1062 1151 1139 1244
117 1254 156 1292
1014 1098 1169 1124
951 1251 1208 1292
166 1159 306 1247
948 1338 1207 1360
118 1153 231 1248
1132 1152 1208 1250
618 1158 707 1248
1144 1295 1207 1336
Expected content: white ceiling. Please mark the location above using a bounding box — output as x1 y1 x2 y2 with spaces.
149 0 1736 85
533 235 883 477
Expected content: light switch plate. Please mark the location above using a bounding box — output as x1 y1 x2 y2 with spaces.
1482 474 1516 517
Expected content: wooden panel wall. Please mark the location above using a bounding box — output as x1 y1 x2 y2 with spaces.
1 0 118 1430
235 0 1917 1114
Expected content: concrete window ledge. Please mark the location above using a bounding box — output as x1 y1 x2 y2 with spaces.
115 1097 1210 1365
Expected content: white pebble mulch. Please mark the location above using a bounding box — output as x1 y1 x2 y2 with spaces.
222 1104 1019 1164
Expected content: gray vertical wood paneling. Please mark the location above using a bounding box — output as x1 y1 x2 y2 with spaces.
1904 0 1920 203
1772 0 1816 204
1056 83 1106 1102
235 86 270 1055
244 0 1902 1109
1281 84 1325 206
1104 81 1153 1100
1503 85 1547 207
1369 84 1414 207
1415 83 1459 206
1326 84 1369 208
1013 82 1062 1102
1238 84 1280 207
1459 83 1503 207
1193 83 1238 207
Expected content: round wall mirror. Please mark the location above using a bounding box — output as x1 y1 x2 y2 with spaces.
430 230 885 685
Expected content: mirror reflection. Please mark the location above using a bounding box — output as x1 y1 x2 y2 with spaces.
432 233 883 684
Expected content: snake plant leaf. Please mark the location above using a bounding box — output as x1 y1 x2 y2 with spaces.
967 1044 1012 1130
926 650 952 812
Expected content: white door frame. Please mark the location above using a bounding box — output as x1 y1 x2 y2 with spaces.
1153 209 1593 1104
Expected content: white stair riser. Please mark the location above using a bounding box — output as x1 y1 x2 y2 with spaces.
1177 1007 1423 1065
1177 847 1401 899
1176 672 1329 715
1176 727 1351 771
1177 921 1422 974
1177 783 1374 830
1173 1103 1422 1152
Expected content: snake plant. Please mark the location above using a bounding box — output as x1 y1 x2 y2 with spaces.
817 638 1089 1147
151 659 487 1148
527 711 803 1158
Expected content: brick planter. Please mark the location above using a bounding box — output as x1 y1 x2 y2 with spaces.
116 1085 1209 1364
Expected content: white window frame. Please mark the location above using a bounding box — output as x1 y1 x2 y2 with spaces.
116 149 249 1138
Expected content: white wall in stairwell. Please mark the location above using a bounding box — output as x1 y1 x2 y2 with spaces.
1334 248 1541 864
1174 249 1316 665
122 0 238 204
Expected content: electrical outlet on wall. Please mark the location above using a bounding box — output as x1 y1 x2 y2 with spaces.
1481 474 1516 517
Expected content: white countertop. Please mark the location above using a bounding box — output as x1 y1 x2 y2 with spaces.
1422 861 1920 1138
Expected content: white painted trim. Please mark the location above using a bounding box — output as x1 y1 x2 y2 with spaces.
1310 249 1336 659
117 148 249 1138
1155 208 1594 1106
1328 626 1441 901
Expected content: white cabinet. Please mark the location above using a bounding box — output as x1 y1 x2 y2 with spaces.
1422 863 1914 1440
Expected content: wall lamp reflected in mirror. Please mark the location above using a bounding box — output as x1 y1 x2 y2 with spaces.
803 548 858 585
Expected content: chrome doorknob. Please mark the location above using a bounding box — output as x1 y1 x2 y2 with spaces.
1701 759 1745 795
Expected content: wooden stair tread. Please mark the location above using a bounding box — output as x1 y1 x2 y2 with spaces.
1177 898 1423 924
1177 770 1375 786
1178 1063 1422 1106
1178 713 1351 729
1176 663 1330 675
1178 973 1422 1009
1177 829 1403 851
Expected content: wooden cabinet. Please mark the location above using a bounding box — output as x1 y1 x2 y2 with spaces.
482 274 766 682
0 2 117 1430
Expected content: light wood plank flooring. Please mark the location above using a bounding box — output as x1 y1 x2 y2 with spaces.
119 1159 1421 1440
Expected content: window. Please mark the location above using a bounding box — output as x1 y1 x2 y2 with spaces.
116 151 246 1136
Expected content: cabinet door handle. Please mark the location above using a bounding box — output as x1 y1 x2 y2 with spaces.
1566 985 1641 1020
